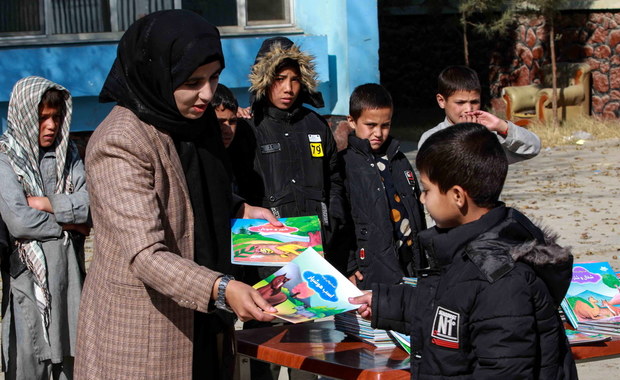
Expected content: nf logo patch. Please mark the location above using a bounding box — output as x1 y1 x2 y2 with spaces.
431 306 460 349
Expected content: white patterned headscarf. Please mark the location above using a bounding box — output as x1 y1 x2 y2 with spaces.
0 76 74 339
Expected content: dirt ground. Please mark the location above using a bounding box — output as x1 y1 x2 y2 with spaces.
502 137 620 379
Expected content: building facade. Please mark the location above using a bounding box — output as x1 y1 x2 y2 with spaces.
1 0 380 132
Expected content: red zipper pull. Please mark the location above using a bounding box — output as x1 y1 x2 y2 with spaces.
360 248 365 260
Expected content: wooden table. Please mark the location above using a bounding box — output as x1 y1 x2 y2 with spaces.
235 320 620 379
235 320 410 379
571 336 620 360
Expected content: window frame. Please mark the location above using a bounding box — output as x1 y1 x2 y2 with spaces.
0 0 299 47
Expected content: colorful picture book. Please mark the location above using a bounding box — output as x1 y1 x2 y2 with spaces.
560 262 620 332
565 329 612 346
231 215 323 266
253 247 363 323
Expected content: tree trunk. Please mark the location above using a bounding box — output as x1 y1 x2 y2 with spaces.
462 13 469 66
550 19 559 128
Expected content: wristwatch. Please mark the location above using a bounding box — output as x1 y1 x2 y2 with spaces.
214 275 235 313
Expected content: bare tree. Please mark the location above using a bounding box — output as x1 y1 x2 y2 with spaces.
518 0 568 128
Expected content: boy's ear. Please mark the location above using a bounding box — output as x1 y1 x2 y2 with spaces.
346 115 356 129
436 94 446 109
449 185 467 209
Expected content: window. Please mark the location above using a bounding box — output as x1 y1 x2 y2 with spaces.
181 0 294 31
0 0 294 45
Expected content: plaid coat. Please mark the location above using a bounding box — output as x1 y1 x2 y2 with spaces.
75 106 223 379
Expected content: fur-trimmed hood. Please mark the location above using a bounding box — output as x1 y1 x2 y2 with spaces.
249 37 323 108
466 208 574 305
419 205 574 306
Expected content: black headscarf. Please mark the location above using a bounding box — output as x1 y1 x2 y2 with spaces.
99 10 236 276
100 9 225 139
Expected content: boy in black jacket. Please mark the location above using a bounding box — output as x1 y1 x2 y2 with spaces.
238 36 344 380
339 83 426 289
351 123 577 379
238 37 345 277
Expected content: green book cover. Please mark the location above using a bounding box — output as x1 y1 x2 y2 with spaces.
231 215 323 266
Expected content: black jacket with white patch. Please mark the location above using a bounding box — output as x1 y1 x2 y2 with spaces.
371 205 578 379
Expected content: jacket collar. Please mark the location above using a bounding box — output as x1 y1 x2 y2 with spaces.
347 133 400 160
258 102 305 124
418 204 508 271
418 205 573 304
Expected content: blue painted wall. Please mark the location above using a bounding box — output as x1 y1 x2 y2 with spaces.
296 0 380 115
0 0 379 131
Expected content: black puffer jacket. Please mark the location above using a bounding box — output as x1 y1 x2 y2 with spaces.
239 105 341 224
371 205 578 380
338 134 426 288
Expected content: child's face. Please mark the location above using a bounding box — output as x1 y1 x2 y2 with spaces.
268 66 301 110
419 172 461 228
38 104 62 148
348 107 392 152
436 90 481 125
215 105 238 148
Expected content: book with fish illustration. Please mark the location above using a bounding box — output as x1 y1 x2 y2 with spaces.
231 215 323 266
561 262 620 330
253 247 364 323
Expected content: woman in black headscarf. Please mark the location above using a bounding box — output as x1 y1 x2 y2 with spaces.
74 10 277 380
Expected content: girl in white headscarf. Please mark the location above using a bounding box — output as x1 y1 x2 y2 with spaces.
0 76 90 380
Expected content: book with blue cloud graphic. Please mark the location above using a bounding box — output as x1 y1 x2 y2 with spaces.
253 247 363 323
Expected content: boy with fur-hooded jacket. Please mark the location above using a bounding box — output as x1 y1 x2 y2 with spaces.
351 123 577 380
236 37 345 278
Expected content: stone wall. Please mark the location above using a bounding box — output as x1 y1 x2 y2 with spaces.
378 8 620 121
489 10 620 119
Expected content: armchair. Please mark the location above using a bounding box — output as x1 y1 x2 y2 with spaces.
502 62 591 124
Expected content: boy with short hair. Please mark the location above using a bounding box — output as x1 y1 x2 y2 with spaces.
339 83 426 288
212 83 240 148
419 66 541 164
351 123 577 379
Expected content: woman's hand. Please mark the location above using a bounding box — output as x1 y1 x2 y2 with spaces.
236 203 283 227
213 278 277 322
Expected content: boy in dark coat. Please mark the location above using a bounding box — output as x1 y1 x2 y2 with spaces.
238 36 345 380
339 83 426 289
238 36 345 277
351 123 577 379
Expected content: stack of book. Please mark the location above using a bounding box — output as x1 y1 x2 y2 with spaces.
334 312 397 349
388 330 411 354
335 277 417 351
561 261 620 340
